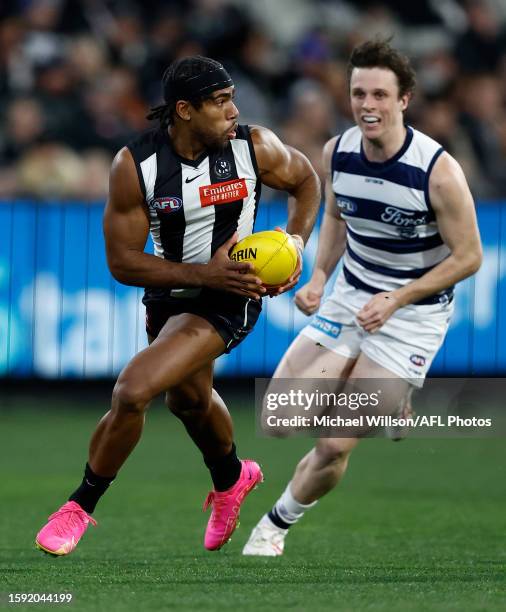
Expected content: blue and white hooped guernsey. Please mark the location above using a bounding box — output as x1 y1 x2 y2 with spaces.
332 125 452 306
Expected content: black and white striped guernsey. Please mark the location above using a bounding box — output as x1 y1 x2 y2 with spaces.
127 124 261 302
332 125 453 305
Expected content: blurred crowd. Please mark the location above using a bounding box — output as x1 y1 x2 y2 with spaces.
1 0 506 201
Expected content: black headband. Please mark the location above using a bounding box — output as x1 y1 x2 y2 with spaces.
164 66 233 104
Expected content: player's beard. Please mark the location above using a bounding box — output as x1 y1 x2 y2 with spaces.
195 125 228 152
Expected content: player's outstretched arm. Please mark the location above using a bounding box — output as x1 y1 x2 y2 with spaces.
103 147 264 299
295 136 347 315
357 152 483 333
250 125 321 294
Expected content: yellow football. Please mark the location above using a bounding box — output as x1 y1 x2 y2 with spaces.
229 230 298 286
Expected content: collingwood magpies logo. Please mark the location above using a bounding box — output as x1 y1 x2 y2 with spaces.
215 159 232 179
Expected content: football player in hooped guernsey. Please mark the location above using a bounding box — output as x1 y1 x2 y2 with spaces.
243 40 482 556
35 56 320 556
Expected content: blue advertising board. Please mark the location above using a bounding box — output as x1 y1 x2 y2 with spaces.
0 200 505 378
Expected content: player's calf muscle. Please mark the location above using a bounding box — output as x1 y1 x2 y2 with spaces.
165 387 212 416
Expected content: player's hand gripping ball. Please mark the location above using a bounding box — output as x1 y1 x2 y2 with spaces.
230 230 298 287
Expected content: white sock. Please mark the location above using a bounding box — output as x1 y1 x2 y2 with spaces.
268 482 317 528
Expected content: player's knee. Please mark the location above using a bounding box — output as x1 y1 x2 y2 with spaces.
259 414 290 438
315 439 355 465
112 378 152 414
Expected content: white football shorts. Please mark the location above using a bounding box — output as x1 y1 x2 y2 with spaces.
300 273 454 387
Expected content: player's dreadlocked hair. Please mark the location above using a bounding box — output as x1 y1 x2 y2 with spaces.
147 56 226 128
348 38 416 99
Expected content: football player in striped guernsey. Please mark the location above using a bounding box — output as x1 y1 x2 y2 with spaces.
243 39 482 556
35 56 320 557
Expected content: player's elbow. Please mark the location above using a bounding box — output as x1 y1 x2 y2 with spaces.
459 246 482 278
107 253 133 285
304 166 321 193
290 157 320 195
467 245 483 275
109 266 129 285
471 252 482 275
110 268 130 285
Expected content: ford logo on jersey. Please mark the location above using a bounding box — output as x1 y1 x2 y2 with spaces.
336 197 357 215
151 197 183 213
381 206 427 226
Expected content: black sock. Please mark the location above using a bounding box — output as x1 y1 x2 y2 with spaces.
268 507 291 530
204 443 242 491
68 463 116 514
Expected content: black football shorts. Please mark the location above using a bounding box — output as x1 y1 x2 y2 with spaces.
144 289 262 353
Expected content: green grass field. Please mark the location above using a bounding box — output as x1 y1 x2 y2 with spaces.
1 389 505 611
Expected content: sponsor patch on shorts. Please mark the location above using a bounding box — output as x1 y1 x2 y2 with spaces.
310 315 342 338
410 354 426 367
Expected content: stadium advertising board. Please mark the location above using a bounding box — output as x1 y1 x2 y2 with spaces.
0 201 504 378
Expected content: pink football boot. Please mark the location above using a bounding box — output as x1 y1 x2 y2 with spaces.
203 459 263 551
36 501 96 556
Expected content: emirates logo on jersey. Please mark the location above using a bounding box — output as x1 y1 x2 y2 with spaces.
150 197 183 213
200 178 248 207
